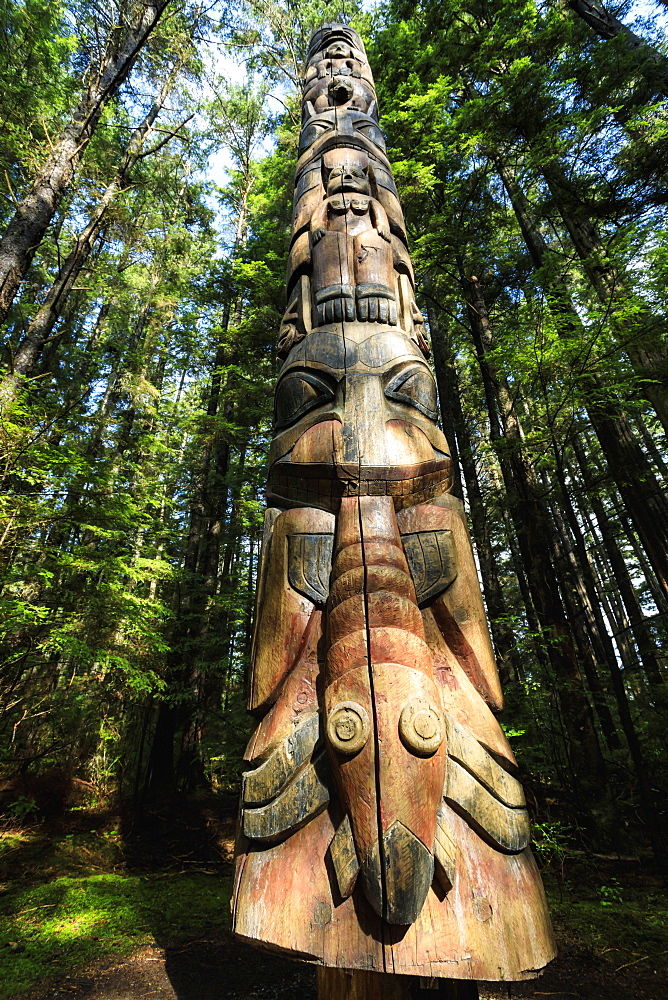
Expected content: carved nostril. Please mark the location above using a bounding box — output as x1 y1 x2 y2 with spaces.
327 701 370 754
399 699 444 756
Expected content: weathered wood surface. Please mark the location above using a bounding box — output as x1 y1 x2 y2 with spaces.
232 20 556 991
316 970 481 999
398 497 504 712
233 804 553 978
248 507 333 711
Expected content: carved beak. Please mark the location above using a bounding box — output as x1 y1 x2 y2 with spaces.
360 821 435 925
340 374 389 468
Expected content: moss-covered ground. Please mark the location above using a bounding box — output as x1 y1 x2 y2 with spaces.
544 861 668 977
0 802 234 999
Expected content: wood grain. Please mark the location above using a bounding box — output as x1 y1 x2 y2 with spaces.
328 814 360 898
443 758 531 854
242 750 330 842
316 969 481 999
316 968 411 1000
397 497 504 711
444 715 525 807
243 711 320 806
232 805 556 978
248 506 334 712
317 969 479 1000
402 529 458 606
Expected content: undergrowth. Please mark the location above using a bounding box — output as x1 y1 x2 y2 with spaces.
0 826 231 999
543 864 668 978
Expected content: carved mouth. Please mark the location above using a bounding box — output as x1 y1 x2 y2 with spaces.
267 458 452 511
332 178 367 191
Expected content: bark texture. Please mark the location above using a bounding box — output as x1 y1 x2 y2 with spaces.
0 1 170 328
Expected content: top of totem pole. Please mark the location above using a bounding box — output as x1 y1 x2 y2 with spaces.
268 16 449 511
306 22 367 61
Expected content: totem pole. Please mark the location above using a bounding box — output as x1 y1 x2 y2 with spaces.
232 24 556 998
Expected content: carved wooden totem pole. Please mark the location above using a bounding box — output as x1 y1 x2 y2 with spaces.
232 24 556 999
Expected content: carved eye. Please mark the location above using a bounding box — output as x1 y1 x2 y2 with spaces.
299 118 334 153
274 372 335 429
353 120 385 150
385 366 438 419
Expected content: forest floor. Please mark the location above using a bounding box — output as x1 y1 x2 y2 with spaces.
0 793 666 1000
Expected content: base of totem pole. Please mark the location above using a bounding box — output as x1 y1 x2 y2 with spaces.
316 968 480 999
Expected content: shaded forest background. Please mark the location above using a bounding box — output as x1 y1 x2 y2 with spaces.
1 0 667 891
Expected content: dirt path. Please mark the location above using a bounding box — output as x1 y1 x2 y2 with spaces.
32 935 667 1000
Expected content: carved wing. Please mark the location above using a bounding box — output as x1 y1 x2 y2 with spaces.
402 529 457 605
283 528 457 608
440 716 530 855
242 712 330 842
288 533 334 605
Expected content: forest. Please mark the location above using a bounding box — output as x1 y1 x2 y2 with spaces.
0 0 667 998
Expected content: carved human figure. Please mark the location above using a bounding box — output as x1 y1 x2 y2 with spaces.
304 39 371 85
303 41 377 121
310 162 396 326
303 72 377 121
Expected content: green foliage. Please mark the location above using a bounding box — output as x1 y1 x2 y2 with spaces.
544 863 668 974
533 819 577 867
599 878 623 908
0 831 231 998
2 796 38 826
0 0 77 210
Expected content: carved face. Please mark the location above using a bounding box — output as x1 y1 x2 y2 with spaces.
268 333 452 511
325 41 352 59
299 109 386 158
307 23 364 60
326 164 370 196
273 362 438 430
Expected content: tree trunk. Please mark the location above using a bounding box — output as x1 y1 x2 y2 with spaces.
567 0 668 97
571 434 667 690
144 494 204 800
537 156 668 434
634 413 668 480
425 290 463 499
0 1 169 328
546 486 622 750
496 159 668 597
427 292 520 684
463 273 612 829
7 77 175 386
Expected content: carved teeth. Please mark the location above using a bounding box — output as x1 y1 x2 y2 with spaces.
268 460 452 511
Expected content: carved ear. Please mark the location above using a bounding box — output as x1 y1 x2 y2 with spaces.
367 162 379 200
321 158 332 188
367 99 377 120
304 100 316 122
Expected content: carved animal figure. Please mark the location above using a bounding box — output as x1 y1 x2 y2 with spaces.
232 22 556 989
